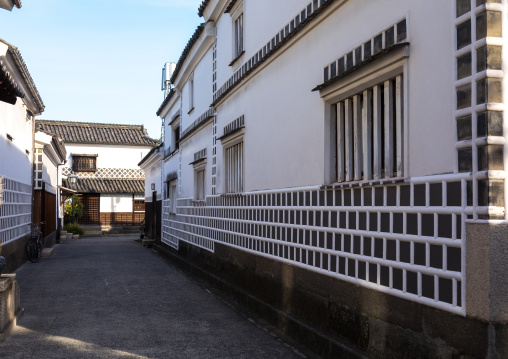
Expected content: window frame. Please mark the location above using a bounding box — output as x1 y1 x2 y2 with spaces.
231 1 244 61
319 46 409 185
169 180 178 214
194 165 206 201
171 119 180 153
222 132 244 194
133 199 145 212
188 73 194 114
34 147 43 189
72 154 98 172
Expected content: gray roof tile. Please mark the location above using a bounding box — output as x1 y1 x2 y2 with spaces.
35 120 159 146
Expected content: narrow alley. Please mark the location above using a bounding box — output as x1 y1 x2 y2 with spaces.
0 236 307 359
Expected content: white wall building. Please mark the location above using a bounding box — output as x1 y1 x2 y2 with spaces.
33 129 67 244
154 1 508 357
0 37 45 271
138 144 162 240
36 120 158 227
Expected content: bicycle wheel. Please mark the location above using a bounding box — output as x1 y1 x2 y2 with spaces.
26 238 41 263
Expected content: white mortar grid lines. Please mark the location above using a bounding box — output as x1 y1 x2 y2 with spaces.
170 215 462 275
168 223 213 251
178 204 471 217
454 0 472 310
34 148 43 189
170 172 469 310
167 218 464 315
0 178 32 244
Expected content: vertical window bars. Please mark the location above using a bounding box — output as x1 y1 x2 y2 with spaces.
337 75 403 182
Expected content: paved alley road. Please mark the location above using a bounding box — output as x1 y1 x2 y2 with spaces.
0 236 305 359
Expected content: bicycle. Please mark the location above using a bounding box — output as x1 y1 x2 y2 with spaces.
26 222 44 263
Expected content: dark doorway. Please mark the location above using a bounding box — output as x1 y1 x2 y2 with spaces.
152 191 157 239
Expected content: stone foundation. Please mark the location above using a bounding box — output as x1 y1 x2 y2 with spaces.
0 274 22 342
0 235 30 273
156 236 508 358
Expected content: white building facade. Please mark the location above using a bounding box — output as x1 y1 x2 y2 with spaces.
33 129 67 245
36 120 158 227
0 38 45 271
155 1 508 357
138 145 162 241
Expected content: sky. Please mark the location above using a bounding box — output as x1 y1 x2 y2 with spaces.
0 0 204 139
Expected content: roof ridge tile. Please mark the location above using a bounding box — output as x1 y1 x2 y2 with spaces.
35 120 159 146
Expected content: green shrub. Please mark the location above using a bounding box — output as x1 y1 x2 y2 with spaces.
63 195 84 224
64 223 85 235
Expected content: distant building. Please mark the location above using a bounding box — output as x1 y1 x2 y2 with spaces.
151 0 508 357
138 144 162 242
33 126 67 247
0 38 45 271
36 120 158 228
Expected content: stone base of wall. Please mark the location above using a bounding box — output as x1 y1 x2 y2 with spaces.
44 231 57 249
145 201 162 244
155 240 507 358
0 235 30 273
0 274 23 342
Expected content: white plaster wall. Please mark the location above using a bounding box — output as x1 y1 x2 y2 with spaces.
144 159 161 200
0 100 32 185
180 48 214 133
162 155 180 196
405 0 455 177
64 144 153 169
194 49 214 116
40 148 59 193
179 123 213 198
243 0 310 63
214 0 455 192
100 194 133 213
215 0 310 89
215 10 233 86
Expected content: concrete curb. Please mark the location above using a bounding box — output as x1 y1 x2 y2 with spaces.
42 247 54 258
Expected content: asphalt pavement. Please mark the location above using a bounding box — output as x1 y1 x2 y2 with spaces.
0 236 307 359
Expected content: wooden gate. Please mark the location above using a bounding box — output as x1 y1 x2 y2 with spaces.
43 191 56 237
80 195 100 225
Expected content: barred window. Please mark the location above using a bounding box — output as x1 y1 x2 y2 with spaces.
170 181 177 213
224 141 244 193
72 155 97 172
195 169 205 200
234 13 244 58
336 75 403 182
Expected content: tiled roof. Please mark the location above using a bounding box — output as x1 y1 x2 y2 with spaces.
212 0 337 106
157 23 206 116
197 0 210 17
0 38 44 112
35 120 159 146
138 143 162 167
169 24 205 85
224 0 238 14
0 58 25 104
51 136 67 162
62 178 144 194
156 88 175 116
